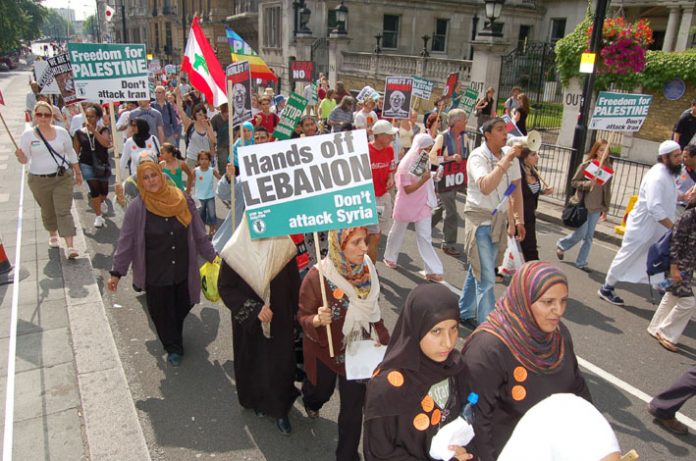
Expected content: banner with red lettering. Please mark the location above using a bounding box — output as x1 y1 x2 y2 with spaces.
290 61 313 82
383 76 413 119
436 160 468 193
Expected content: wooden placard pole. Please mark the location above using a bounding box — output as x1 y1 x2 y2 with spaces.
108 102 126 208
0 112 18 150
227 78 236 234
313 231 335 358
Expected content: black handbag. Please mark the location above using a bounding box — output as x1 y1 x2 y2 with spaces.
562 191 588 228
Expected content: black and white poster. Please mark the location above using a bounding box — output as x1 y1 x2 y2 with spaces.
226 61 253 127
382 76 413 120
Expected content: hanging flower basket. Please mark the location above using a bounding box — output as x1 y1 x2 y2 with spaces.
587 17 653 75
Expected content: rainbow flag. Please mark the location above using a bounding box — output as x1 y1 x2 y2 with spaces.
225 27 278 81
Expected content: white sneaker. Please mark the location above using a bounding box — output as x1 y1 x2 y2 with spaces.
94 215 106 228
100 201 108 214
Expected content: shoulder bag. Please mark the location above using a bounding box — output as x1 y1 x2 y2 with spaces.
562 189 588 228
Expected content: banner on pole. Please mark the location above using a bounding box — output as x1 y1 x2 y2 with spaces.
273 92 308 140
290 61 313 82
589 91 652 132
34 61 61 95
165 64 177 75
47 53 81 105
459 87 479 117
583 159 614 184
411 76 434 100
239 130 378 239
356 85 379 102
226 61 253 127
383 76 413 119
68 42 149 102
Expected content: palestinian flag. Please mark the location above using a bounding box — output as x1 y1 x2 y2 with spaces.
182 17 227 107
226 27 278 81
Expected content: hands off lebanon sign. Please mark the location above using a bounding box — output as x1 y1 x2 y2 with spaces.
589 91 652 132
239 130 378 239
68 42 149 102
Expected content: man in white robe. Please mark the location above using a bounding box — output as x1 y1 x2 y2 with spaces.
598 141 683 305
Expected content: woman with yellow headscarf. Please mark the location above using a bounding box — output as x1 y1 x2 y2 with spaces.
298 227 390 461
108 162 216 367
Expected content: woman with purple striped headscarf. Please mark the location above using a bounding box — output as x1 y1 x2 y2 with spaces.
459 261 592 461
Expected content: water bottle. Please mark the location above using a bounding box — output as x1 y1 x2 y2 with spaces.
461 392 478 425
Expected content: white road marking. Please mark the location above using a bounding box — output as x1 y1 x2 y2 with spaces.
432 272 696 433
2 163 26 461
0 194 9 203
0 165 8 170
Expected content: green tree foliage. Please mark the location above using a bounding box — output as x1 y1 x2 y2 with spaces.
0 0 47 51
83 15 98 41
40 8 70 41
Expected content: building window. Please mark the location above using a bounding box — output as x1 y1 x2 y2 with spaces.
165 22 173 55
431 19 448 53
549 18 566 42
518 25 532 51
263 6 282 48
382 14 400 49
154 23 160 52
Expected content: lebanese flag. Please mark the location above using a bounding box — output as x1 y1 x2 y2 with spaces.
583 159 615 185
181 17 227 107
105 5 115 22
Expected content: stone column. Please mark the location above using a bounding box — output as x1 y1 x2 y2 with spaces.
328 34 351 88
469 37 510 115
675 5 694 51
662 6 682 52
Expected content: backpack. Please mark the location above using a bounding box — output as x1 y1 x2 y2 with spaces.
646 229 672 277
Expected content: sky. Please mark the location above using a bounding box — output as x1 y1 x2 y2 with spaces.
42 0 96 21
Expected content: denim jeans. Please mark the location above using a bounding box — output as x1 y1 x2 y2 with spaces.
459 225 497 325
557 211 601 268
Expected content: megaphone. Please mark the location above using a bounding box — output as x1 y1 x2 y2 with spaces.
506 130 542 152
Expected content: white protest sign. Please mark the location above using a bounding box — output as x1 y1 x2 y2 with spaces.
68 42 149 102
589 91 653 132
239 130 378 239
34 61 60 95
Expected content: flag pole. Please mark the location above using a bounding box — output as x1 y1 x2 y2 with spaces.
313 232 335 358
108 102 125 208
227 78 236 233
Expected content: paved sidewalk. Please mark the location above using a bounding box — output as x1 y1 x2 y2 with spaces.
0 69 149 459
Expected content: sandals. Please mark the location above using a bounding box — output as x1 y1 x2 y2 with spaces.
67 247 79 260
425 273 444 283
382 259 398 269
49 236 60 248
655 331 679 352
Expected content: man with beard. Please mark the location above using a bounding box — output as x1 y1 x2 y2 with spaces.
598 141 683 305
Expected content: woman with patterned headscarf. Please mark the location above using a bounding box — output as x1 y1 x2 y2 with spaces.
460 261 591 461
108 162 216 367
298 227 390 461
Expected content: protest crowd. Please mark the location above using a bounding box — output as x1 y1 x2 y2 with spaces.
10 26 696 461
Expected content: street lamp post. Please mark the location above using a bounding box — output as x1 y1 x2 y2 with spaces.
333 1 348 35
479 0 505 38
566 0 609 201
420 35 430 57
374 33 382 54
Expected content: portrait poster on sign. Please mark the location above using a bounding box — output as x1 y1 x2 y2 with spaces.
383 76 413 120
47 53 81 105
226 61 253 127
238 130 378 239
443 72 459 98
68 42 149 101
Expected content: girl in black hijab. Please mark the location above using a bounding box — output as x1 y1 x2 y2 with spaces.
363 284 472 460
132 118 151 148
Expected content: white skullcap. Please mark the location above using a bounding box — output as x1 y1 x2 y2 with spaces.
659 140 681 156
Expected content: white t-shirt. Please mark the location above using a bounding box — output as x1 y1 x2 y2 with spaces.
20 126 78 175
466 143 521 213
354 110 378 130
68 113 104 136
120 135 160 177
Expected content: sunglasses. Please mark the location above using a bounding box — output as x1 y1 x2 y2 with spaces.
35 112 52 118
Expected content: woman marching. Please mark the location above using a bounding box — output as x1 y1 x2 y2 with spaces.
556 140 612 271
461 261 591 461
73 105 112 229
108 162 216 367
298 227 390 461
16 101 83 258
518 146 553 261
363 283 472 461
120 118 160 178
383 134 444 282
217 235 301 435
159 143 194 194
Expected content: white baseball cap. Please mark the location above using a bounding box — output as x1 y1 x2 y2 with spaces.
372 120 397 136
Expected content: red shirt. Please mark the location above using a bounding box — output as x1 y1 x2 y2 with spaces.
254 111 279 134
369 143 395 197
